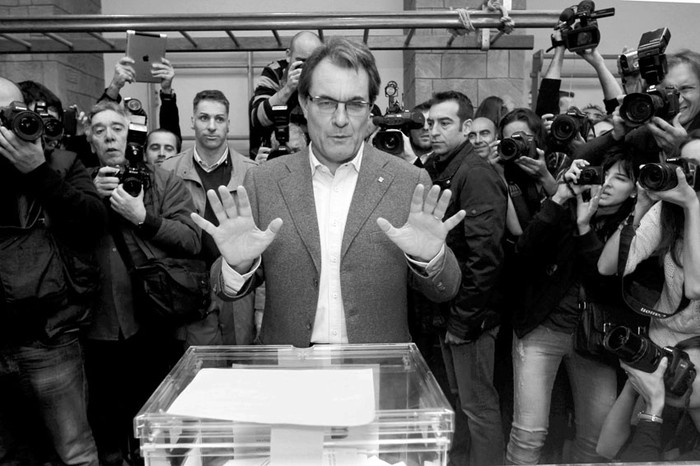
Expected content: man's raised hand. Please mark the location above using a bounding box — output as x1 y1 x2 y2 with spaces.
191 186 282 273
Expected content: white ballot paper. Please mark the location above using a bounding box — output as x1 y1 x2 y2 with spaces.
167 367 376 426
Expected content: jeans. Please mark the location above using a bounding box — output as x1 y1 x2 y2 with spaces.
506 325 617 465
0 333 98 466
441 327 504 466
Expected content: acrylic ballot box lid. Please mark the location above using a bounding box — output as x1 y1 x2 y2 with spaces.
135 343 454 466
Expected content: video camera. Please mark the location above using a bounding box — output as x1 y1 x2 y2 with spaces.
619 28 680 126
0 101 44 141
372 81 424 156
550 107 593 145
639 157 699 192
499 132 537 162
117 115 150 197
603 326 696 398
556 1 615 53
268 105 292 161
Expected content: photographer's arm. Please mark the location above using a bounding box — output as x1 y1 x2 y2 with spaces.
153 58 182 142
579 48 623 104
682 194 700 298
100 57 135 103
535 31 565 117
251 61 302 129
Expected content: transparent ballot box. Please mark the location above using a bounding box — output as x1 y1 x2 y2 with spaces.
135 343 454 466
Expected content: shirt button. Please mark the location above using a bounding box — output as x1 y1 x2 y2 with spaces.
331 256 337 263
112 247 117 252
333 293 338 299
437 282 445 291
306 323 312 330
331 330 338 336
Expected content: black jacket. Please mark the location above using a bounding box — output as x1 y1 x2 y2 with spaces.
426 141 508 340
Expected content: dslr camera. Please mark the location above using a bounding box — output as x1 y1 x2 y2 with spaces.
620 28 680 126
268 105 292 161
604 326 696 398
639 157 698 192
499 132 537 162
117 115 150 197
34 101 64 143
0 101 44 141
372 81 424 156
573 165 604 185
550 107 593 144
557 1 615 53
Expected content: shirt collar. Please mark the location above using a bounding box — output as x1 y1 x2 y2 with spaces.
308 142 364 175
194 146 229 173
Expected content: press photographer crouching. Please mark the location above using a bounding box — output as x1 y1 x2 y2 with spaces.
596 134 700 461
0 77 106 465
83 101 202 466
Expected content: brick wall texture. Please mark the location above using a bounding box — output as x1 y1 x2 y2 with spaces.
0 0 103 114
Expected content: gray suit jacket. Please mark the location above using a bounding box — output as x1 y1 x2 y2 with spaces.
212 146 461 347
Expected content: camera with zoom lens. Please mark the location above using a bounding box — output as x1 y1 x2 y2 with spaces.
268 105 292 161
117 116 150 197
34 101 64 143
620 28 679 126
372 81 425 156
557 1 615 53
639 158 698 192
551 107 593 144
124 97 147 119
618 49 639 77
499 132 537 162
0 101 44 141
603 326 696 398
620 85 679 126
573 165 604 185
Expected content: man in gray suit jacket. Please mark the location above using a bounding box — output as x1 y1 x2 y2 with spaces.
194 37 464 347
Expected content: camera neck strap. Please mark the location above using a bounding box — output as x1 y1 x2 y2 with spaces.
618 221 689 318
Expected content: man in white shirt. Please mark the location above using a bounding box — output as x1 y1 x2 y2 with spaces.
195 38 464 347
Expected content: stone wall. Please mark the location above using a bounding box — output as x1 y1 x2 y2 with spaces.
0 0 103 114
403 0 528 112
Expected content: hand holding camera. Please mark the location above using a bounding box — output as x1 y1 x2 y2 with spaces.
0 102 46 174
621 358 667 417
109 182 147 227
94 166 121 198
284 59 305 94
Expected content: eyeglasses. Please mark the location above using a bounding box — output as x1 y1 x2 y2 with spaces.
308 96 371 116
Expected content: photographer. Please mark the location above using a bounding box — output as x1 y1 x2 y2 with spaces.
248 31 322 157
598 135 700 354
506 149 641 464
84 101 200 466
0 77 105 465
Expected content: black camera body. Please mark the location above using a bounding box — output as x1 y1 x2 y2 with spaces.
558 1 615 53
268 105 292 161
638 28 671 86
124 97 147 120
620 85 680 126
551 108 593 144
117 117 150 197
618 49 639 77
0 101 44 141
62 105 78 142
372 81 424 156
499 132 537 162
34 101 64 142
639 157 698 192
603 326 696 398
574 166 604 185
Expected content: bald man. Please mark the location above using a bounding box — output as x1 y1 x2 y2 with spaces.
0 76 103 465
468 116 498 161
249 31 322 157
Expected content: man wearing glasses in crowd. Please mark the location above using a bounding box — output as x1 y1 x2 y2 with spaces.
195 37 464 347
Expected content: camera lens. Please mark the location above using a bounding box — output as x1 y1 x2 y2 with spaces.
551 115 577 143
621 93 655 125
12 111 44 141
42 117 64 140
639 163 678 191
373 130 403 156
603 326 663 373
125 98 143 113
499 138 524 161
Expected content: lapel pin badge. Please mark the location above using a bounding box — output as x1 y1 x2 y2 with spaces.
378 177 384 183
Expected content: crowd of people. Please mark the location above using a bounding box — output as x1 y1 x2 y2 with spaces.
1 21 700 466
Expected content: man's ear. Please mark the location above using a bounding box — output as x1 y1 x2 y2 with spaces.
191 116 195 131
299 93 309 120
462 119 472 137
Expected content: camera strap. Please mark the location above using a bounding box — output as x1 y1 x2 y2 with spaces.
618 221 689 318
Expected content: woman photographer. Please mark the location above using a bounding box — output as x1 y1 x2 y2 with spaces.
598 135 700 350
506 148 642 464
